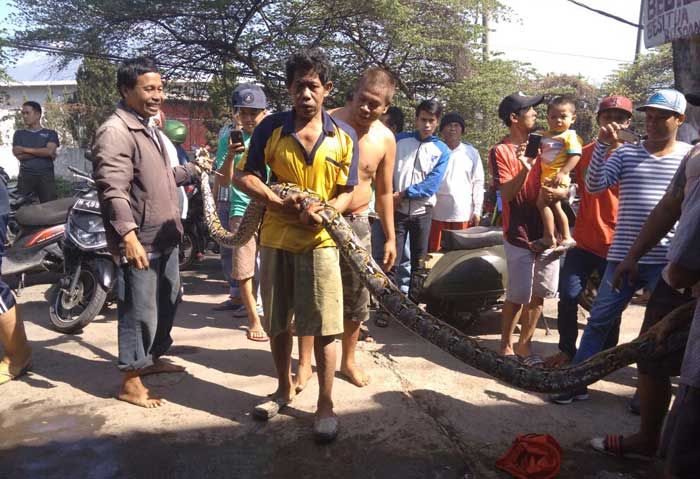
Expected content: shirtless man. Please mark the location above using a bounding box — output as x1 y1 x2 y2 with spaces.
295 68 398 388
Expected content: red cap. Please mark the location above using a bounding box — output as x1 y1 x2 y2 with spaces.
597 95 634 115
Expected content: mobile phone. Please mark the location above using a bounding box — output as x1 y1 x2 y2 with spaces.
229 129 244 145
617 128 640 144
524 133 542 158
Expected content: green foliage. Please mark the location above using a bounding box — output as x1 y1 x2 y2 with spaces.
601 46 673 104
9 0 506 135
443 58 536 156
601 46 674 132
68 57 120 147
201 64 238 149
533 74 599 143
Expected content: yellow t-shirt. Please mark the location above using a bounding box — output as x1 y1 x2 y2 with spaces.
237 110 359 253
540 129 583 185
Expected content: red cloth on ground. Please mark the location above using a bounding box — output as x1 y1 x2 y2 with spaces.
495 434 562 479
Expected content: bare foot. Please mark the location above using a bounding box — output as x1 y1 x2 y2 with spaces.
118 375 166 408
340 362 370 387
544 352 571 369
514 344 532 358
139 358 186 377
500 345 516 356
294 363 313 393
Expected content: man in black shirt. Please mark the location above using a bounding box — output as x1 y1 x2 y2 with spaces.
12 101 59 203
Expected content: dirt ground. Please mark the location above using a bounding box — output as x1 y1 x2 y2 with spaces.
0 257 668 478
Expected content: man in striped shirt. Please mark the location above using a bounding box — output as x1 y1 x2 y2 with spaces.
552 89 692 404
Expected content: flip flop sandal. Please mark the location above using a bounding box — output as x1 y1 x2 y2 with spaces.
246 329 269 342
590 435 653 461
529 239 555 254
313 416 339 444
253 396 292 421
557 239 577 251
0 360 32 386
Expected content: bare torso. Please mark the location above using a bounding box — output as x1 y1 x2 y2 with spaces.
331 107 393 214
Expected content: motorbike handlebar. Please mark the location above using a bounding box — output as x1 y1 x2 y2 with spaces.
68 166 95 186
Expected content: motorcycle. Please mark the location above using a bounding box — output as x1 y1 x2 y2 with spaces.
180 182 217 269
410 221 599 332
0 193 75 288
410 226 507 330
47 167 116 334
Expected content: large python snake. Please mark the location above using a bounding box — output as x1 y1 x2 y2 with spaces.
194 149 690 394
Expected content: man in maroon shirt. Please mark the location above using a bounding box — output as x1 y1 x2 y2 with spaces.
489 92 566 360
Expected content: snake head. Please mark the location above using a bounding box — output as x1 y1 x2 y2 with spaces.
192 147 214 174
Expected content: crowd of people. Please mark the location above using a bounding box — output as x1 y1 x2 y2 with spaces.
0 47 698 477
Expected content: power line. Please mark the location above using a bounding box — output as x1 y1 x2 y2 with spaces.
565 0 642 28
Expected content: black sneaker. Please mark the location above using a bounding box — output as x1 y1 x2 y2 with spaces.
550 387 589 405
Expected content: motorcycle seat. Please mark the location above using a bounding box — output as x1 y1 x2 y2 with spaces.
15 197 77 227
440 226 503 251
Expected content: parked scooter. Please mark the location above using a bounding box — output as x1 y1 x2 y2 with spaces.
0 193 75 286
410 226 507 330
47 167 116 334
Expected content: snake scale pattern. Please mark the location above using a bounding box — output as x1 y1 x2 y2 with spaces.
195 149 689 394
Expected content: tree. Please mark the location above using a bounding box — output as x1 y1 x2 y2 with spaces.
442 58 536 157
533 74 599 143
9 0 507 105
67 57 120 147
601 45 673 104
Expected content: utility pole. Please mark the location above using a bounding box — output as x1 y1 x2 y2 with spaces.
673 37 700 134
635 0 644 61
482 2 490 61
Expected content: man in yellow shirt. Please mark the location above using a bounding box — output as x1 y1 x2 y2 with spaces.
235 48 358 443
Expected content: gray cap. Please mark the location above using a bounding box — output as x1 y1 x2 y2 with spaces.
231 83 267 109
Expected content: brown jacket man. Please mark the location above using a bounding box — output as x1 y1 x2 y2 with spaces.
92 103 197 258
92 57 208 409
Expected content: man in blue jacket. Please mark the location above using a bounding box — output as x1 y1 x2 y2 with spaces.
391 100 450 295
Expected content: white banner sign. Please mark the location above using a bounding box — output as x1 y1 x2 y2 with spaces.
644 0 700 48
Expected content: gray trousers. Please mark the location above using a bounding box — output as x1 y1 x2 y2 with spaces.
116 247 181 371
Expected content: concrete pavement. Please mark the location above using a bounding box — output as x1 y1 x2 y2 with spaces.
0 257 664 478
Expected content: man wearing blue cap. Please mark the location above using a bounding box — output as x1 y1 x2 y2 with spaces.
218 83 268 341
552 89 692 405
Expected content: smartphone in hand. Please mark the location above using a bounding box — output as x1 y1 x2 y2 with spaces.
617 128 641 144
524 133 543 158
229 129 244 145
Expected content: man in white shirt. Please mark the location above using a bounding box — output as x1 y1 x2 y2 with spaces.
429 112 484 251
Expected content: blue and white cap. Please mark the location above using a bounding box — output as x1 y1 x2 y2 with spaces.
637 89 686 115
231 83 267 109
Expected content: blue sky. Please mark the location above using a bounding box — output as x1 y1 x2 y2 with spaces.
2 0 647 84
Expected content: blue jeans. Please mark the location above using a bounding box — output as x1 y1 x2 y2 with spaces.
557 247 616 359
116 247 180 371
372 218 411 294
217 201 239 299
573 261 665 365
391 210 432 295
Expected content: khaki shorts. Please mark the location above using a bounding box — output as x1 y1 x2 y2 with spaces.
260 246 343 338
340 215 371 323
503 240 560 305
229 216 258 280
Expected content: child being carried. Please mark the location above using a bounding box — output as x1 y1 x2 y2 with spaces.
531 95 582 253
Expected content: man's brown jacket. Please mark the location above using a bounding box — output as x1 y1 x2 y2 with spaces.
92 103 197 257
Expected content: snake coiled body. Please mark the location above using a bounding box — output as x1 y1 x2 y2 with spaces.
198 158 689 394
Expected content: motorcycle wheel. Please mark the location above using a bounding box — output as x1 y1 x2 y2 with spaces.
179 231 196 270
48 264 108 334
